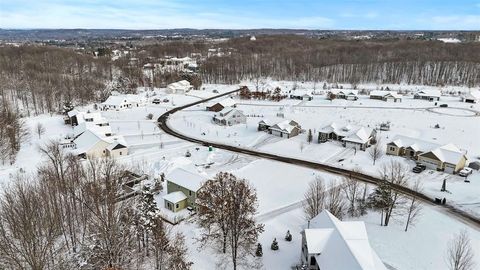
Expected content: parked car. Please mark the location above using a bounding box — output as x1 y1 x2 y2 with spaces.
212 89 219 93
163 98 170 103
458 167 473 177
439 104 448 108
152 98 161 104
412 164 427 173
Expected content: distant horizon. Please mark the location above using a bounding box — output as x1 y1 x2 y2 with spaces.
0 28 478 32
1 0 479 30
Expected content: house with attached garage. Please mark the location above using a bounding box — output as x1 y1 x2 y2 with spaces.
318 123 376 151
418 144 467 174
290 90 314 101
386 135 467 174
101 96 132 111
386 135 440 159
301 210 387 270
206 97 236 112
327 89 359 100
212 107 246 126
72 130 128 159
462 90 480 103
258 119 301 138
166 80 193 94
164 168 207 212
369 90 402 102
413 89 441 101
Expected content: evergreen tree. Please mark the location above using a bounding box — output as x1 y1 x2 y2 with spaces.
255 243 263 257
271 238 279 250
307 129 313 143
285 230 292 242
137 185 161 256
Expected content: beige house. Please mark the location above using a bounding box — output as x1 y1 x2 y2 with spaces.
386 135 440 159
72 130 128 159
164 168 207 212
387 136 467 174
369 91 402 102
418 144 467 174
264 119 301 138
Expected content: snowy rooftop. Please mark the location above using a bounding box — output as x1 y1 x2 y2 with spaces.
329 89 359 96
426 144 465 164
163 191 187 203
320 123 373 144
269 119 299 133
218 97 236 108
306 210 387 270
370 90 402 99
166 168 207 192
415 89 441 97
167 80 192 90
102 96 130 106
388 135 440 152
464 90 480 100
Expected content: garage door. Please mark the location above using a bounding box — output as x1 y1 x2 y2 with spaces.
345 142 360 150
444 165 455 174
419 159 438 170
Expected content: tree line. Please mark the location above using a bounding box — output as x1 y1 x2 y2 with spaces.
200 36 480 86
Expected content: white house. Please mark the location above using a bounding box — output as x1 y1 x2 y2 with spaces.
166 80 193 94
462 90 480 103
369 90 402 102
301 210 387 270
413 90 441 101
212 107 247 126
102 96 132 110
418 144 467 174
328 89 359 100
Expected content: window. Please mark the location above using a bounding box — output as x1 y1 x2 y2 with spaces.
119 152 122 155
176 204 179 209
189 190 192 196
310 256 317 266
389 146 395 151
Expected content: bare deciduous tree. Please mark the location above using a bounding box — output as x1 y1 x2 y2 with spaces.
196 172 264 270
326 181 345 219
342 173 362 217
368 160 408 226
368 136 384 165
446 230 475 270
303 176 327 220
404 180 423 232
35 122 46 139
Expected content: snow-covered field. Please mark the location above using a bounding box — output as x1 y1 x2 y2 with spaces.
2 82 480 270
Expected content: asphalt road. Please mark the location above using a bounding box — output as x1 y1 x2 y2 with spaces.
158 89 480 229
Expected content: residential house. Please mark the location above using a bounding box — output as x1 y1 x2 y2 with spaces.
462 90 480 103
386 135 440 159
386 136 467 174
206 97 236 112
328 89 359 100
164 168 207 212
290 90 314 101
318 123 376 151
212 107 247 126
257 119 273 131
413 90 441 101
259 119 301 138
166 80 193 94
301 210 387 270
101 96 132 111
72 130 128 159
418 144 467 174
369 91 402 102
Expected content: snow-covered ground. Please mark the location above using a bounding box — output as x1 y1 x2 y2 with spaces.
2 82 480 270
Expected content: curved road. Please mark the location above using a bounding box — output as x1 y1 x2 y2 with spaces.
158 89 480 229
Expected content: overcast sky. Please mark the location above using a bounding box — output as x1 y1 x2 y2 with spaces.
0 0 479 30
